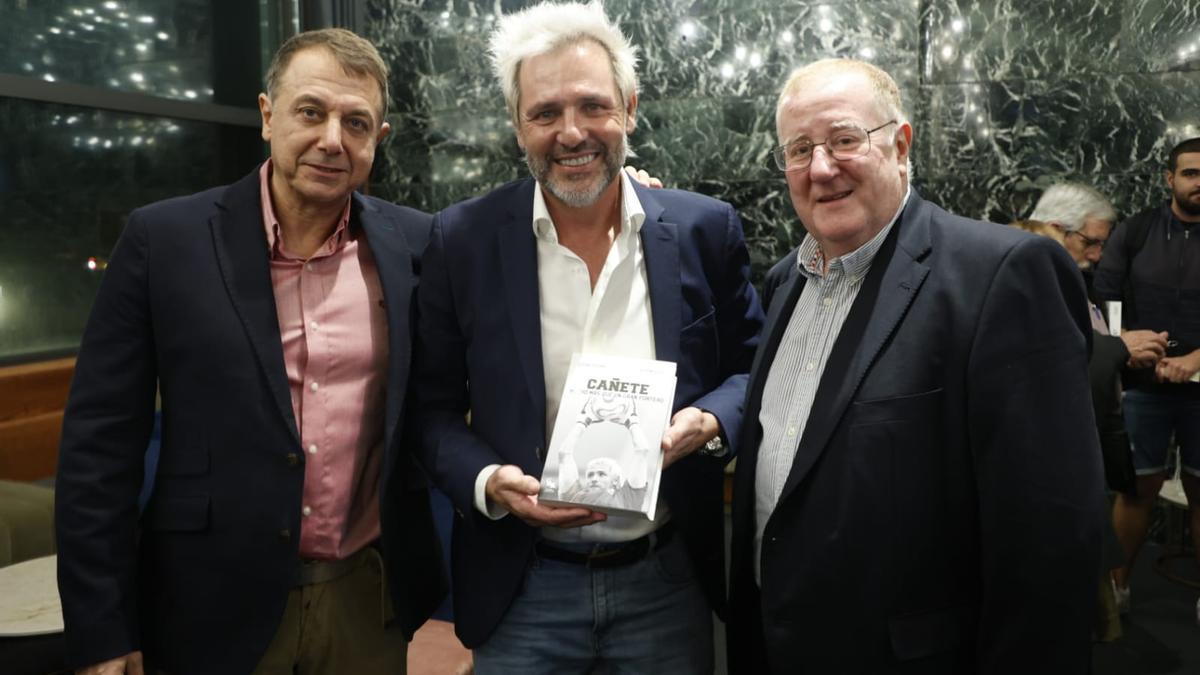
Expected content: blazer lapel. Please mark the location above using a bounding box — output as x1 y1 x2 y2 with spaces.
774 197 933 507
209 169 300 444
356 194 413 451
498 181 547 441
635 186 682 368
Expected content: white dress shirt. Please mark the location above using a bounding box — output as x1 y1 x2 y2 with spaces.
474 171 669 542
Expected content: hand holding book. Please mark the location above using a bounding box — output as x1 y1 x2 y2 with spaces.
485 465 607 528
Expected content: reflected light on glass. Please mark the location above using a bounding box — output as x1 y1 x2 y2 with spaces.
780 30 794 44
859 47 875 60
951 19 965 33
720 62 734 78
104 0 119 8
129 72 144 82
940 45 954 61
157 31 169 40
735 46 747 61
749 52 763 68
818 18 833 32
86 257 99 271
135 43 148 52
679 21 696 39
42 73 56 82
49 26 61 34
184 90 197 99
137 15 155 24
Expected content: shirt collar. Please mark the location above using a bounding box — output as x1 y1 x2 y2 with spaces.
797 185 911 280
259 159 353 261
531 170 647 244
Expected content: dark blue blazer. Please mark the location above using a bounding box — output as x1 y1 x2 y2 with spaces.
727 192 1103 674
55 168 446 674
414 178 764 648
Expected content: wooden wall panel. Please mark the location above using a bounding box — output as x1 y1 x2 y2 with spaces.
0 358 74 480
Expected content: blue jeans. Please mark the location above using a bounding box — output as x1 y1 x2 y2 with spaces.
473 532 714 674
1124 389 1200 476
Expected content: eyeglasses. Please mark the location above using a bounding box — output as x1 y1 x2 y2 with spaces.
772 120 898 172
1067 230 1107 251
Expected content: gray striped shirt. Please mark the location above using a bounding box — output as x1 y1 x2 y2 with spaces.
754 191 908 582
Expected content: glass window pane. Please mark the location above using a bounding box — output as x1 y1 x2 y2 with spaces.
0 1 265 106
0 96 264 362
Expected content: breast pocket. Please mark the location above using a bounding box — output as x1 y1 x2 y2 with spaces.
847 388 947 566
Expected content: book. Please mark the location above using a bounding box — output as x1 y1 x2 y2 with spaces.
538 353 677 520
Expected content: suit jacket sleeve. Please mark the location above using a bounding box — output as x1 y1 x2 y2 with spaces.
413 212 506 512
1092 217 1130 302
55 210 158 667
686 205 764 454
965 236 1103 672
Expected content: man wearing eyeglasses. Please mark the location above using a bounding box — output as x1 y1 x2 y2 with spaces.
1094 137 1200 625
727 58 1102 673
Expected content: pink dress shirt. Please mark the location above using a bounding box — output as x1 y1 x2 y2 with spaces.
259 161 387 560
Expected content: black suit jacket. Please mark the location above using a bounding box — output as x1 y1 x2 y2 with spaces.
414 178 764 647
728 192 1103 674
55 168 446 674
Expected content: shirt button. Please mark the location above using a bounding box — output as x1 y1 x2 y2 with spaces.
823 297 832 307
787 426 797 437
308 444 318 455
305 263 314 272
310 382 319 392
806 362 815 371
302 505 312 517
309 321 320 331
279 528 292 541
285 453 299 467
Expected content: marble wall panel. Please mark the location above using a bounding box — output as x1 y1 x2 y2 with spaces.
1119 0 1200 73
922 0 1122 83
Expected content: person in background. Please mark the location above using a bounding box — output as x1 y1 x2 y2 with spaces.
1095 137 1200 623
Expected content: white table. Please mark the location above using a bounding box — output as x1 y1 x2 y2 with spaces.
0 555 62 637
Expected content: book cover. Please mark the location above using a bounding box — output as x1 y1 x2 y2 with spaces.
538 353 677 520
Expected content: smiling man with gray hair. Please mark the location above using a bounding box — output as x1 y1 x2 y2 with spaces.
412 1 763 672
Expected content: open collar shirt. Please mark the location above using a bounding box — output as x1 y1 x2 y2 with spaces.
259 160 387 561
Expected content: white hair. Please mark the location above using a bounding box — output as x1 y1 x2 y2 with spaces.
1029 182 1117 233
489 0 639 126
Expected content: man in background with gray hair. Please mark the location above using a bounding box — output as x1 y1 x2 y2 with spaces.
1030 182 1169 368
413 1 763 672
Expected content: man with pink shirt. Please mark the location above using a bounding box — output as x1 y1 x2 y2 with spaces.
55 29 444 675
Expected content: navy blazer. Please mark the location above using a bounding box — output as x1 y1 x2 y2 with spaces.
55 168 446 674
414 178 764 648
727 192 1104 674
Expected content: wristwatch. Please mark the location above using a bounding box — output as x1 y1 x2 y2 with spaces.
700 434 727 458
